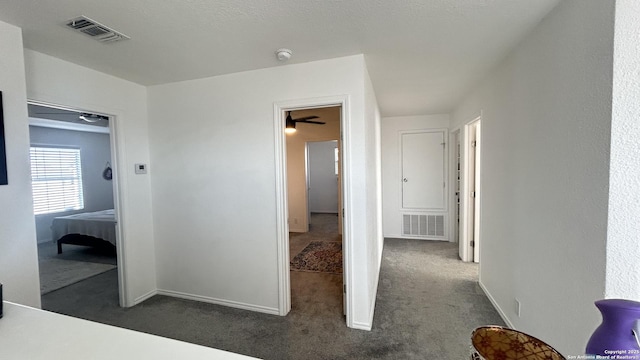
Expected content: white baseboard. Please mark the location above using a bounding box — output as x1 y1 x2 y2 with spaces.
134 289 158 305
350 244 383 332
156 289 280 315
351 320 372 331
478 280 515 329
350 284 377 331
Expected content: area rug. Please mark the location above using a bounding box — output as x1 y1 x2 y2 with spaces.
39 258 116 295
290 241 342 274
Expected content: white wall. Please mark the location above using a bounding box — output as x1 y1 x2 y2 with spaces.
148 55 382 328
286 107 340 232
605 0 640 300
308 141 338 214
362 62 383 328
24 50 157 306
0 21 41 307
450 0 613 355
29 126 114 243
381 114 450 238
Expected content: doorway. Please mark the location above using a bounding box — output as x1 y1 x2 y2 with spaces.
453 129 461 244
273 96 353 326
306 140 340 229
459 117 481 263
286 108 344 316
27 102 126 306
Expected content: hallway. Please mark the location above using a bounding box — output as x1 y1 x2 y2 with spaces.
41 219 504 359
289 213 344 322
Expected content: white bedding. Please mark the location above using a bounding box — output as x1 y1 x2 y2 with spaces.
51 209 117 246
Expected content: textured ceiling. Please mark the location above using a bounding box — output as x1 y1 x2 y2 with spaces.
0 0 560 116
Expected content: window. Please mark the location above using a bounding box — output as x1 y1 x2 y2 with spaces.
30 146 84 215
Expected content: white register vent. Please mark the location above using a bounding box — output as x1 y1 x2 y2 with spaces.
402 214 445 238
66 16 130 43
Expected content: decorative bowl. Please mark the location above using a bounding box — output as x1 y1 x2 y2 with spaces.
470 326 566 360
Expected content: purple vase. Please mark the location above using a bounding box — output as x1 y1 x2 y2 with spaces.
586 299 640 356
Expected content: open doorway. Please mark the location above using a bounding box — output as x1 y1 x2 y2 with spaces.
285 107 345 318
27 103 124 307
459 117 481 263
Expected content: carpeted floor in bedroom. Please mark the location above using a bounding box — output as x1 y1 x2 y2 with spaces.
41 213 504 360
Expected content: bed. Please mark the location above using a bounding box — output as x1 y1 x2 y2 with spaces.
51 209 117 254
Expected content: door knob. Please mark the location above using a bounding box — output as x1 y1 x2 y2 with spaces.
403 178 408 182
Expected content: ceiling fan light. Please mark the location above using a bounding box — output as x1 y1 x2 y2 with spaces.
285 118 296 134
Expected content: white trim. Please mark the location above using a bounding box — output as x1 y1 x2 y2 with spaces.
449 128 461 243
351 321 373 331
157 289 280 315
273 95 354 328
459 115 482 263
133 289 157 305
108 110 130 307
473 121 482 263
353 251 384 331
478 280 515 329
27 99 130 307
304 142 310 232
273 102 291 316
29 117 110 134
306 140 340 220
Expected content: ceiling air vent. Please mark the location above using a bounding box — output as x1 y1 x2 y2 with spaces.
65 16 130 43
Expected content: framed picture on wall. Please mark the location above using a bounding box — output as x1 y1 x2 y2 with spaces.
0 91 7 185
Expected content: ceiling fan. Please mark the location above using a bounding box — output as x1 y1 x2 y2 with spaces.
285 111 325 133
30 108 108 123
78 113 108 123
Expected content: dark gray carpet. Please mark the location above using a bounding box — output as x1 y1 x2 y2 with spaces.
38 241 117 265
41 215 504 359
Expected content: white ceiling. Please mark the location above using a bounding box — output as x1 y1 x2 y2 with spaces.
0 0 560 116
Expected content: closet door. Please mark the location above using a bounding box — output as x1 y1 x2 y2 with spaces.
401 131 445 210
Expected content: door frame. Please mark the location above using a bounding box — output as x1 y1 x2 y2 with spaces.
458 115 482 263
306 140 340 217
27 99 128 306
273 95 353 326
449 129 461 244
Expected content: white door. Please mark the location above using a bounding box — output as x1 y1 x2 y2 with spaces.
472 122 481 263
455 131 462 244
401 131 445 210
461 120 481 263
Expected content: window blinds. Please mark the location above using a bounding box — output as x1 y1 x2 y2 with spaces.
30 146 84 215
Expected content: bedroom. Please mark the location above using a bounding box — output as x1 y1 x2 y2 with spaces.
28 104 120 303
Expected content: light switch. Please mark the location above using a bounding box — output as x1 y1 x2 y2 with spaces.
134 163 147 174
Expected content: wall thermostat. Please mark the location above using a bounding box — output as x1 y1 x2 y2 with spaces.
134 163 147 174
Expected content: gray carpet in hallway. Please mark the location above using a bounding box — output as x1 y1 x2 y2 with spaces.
42 218 503 359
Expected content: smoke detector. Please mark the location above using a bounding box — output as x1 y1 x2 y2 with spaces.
66 16 130 43
276 48 292 61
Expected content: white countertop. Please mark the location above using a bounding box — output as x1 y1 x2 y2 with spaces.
0 302 260 360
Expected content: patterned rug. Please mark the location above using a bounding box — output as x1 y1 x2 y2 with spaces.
290 241 343 274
